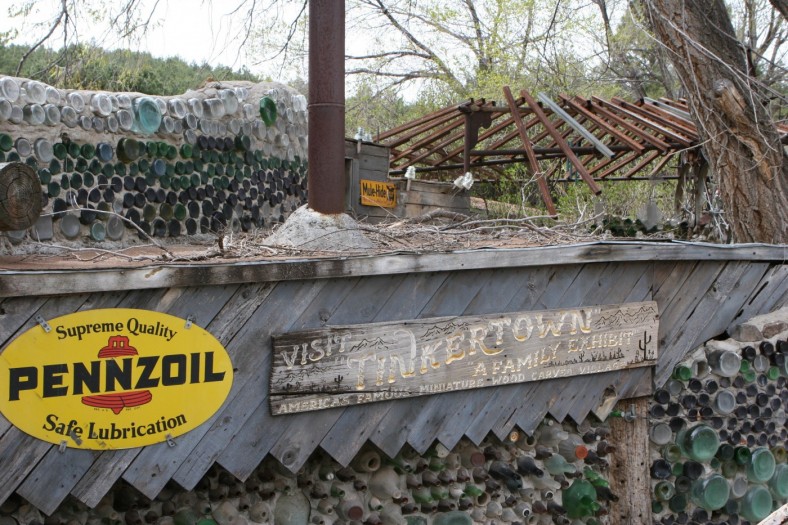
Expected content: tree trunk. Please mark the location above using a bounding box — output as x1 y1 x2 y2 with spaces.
640 0 788 244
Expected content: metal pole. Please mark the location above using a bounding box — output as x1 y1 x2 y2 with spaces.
308 0 346 214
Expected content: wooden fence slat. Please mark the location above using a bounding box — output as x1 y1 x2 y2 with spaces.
0 296 48 346
169 279 329 490
550 262 654 424
16 291 130 515
214 277 367 480
391 271 501 455
67 288 174 507
0 429 55 505
727 263 788 334
408 264 592 452
491 263 589 438
70 449 140 508
463 266 558 444
69 286 237 505
319 272 452 466
653 261 700 306
690 262 770 345
655 261 769 386
120 285 249 498
211 278 365 479
488 382 540 439
370 271 497 457
77 285 238 499
433 268 538 451
548 374 596 422
269 275 409 473
0 293 94 505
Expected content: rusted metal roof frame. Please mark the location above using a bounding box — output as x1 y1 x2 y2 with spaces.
519 89 602 194
502 86 556 215
588 97 672 151
609 97 695 146
635 100 698 138
561 95 646 153
537 93 616 158
377 89 783 190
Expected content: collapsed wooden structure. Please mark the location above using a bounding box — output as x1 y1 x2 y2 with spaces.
376 87 788 214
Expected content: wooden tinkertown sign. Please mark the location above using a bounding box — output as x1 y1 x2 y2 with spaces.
270 301 658 415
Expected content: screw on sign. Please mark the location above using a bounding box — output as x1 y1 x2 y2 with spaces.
81 335 153 414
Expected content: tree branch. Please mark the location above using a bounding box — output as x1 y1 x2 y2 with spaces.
16 0 68 76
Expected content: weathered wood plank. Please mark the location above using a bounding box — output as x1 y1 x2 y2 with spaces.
552 262 612 307
0 296 48 346
689 262 770 345
548 374 597 423
493 263 590 437
433 268 540 450
497 260 649 436
609 397 651 525
2 241 786 298
552 262 654 424
68 287 212 506
319 272 452 466
70 448 140 507
403 268 558 454
214 276 396 479
16 290 130 515
653 261 726 361
0 428 55 506
363 271 499 456
211 277 364 480
370 270 496 457
0 292 100 505
171 279 330 489
407 181 464 195
404 189 470 208
463 266 558 444
120 285 245 499
404 204 469 217
166 282 328 489
269 274 409 473
655 261 768 386
727 263 788 334
500 382 553 438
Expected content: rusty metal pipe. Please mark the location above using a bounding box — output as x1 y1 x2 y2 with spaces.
308 0 346 214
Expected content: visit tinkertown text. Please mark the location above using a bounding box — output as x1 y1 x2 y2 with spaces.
270 302 658 415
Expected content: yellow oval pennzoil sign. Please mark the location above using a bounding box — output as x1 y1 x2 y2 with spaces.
0 309 233 450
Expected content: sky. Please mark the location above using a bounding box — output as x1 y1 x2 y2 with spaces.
0 0 306 78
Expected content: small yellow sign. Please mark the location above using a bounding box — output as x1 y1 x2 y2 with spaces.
360 179 397 208
0 309 233 450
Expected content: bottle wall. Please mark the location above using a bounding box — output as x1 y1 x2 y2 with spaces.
0 414 619 525
0 76 308 245
649 315 787 525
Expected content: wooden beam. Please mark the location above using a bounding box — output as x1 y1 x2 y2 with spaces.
609 98 695 146
1 242 785 298
503 85 557 215
561 95 646 153
519 89 602 194
609 396 652 525
590 97 672 151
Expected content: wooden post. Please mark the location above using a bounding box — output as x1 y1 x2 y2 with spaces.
608 396 652 525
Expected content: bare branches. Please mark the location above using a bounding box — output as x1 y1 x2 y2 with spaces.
16 0 68 75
